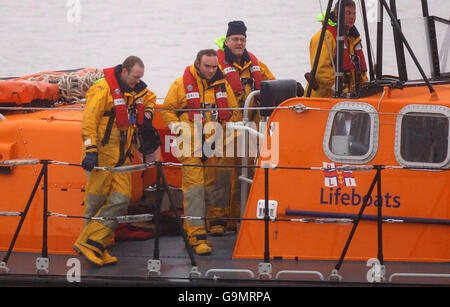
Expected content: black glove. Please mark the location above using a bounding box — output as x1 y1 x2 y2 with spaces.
82 152 98 171
304 72 319 90
143 112 153 131
139 115 161 155
296 81 305 97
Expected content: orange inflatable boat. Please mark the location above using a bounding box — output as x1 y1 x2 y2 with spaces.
0 80 59 106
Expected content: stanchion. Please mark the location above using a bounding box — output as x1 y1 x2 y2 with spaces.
264 167 270 263
1 160 50 274
329 167 384 282
148 164 162 277
155 162 200 278
258 166 272 279
376 166 384 265
37 161 50 274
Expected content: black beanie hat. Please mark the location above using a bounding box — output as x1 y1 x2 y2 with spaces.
226 20 247 37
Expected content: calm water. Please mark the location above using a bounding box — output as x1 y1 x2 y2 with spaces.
0 0 448 98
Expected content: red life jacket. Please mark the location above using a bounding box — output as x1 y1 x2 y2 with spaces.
326 25 368 73
182 66 231 121
217 49 263 95
103 66 144 128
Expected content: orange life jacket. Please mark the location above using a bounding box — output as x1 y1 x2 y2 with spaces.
326 25 368 73
182 66 231 121
217 49 263 95
103 66 144 128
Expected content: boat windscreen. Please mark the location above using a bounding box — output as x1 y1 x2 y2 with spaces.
367 1 450 80
436 18 450 75
366 15 449 81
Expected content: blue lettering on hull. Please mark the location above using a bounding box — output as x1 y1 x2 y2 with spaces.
320 188 400 208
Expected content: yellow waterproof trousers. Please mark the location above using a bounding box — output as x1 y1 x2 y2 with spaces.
180 155 232 233
75 169 131 255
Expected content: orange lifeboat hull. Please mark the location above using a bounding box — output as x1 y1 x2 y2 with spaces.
0 104 174 255
234 85 450 262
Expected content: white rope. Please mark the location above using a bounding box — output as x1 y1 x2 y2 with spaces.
287 218 353 224
0 210 428 225
0 159 39 166
48 212 154 223
182 215 353 224
26 70 104 104
0 159 448 172
0 211 22 216
0 210 351 225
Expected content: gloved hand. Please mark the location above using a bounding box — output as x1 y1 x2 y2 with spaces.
304 72 319 90
138 115 162 155
82 152 98 171
296 81 305 97
143 112 153 131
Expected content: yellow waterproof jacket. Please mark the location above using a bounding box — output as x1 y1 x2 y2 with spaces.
217 51 275 104
161 65 241 158
82 78 156 167
161 65 241 126
308 27 368 98
227 59 275 104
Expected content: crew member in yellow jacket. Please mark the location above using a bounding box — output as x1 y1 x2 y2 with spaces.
74 56 156 266
216 20 275 121
308 0 368 98
215 20 276 231
161 49 240 255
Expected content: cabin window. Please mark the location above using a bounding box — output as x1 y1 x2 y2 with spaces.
324 102 379 164
396 105 450 168
329 111 371 155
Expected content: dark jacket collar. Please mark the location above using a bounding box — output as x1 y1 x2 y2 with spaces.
114 64 147 94
224 45 251 66
210 66 226 85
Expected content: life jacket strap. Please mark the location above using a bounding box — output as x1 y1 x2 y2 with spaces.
102 110 116 146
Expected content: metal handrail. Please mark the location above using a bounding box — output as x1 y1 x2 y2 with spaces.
275 270 325 281
205 268 255 279
240 90 261 223
389 272 450 283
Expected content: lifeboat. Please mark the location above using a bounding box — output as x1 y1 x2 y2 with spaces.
0 0 449 287
234 0 450 273
234 84 450 263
